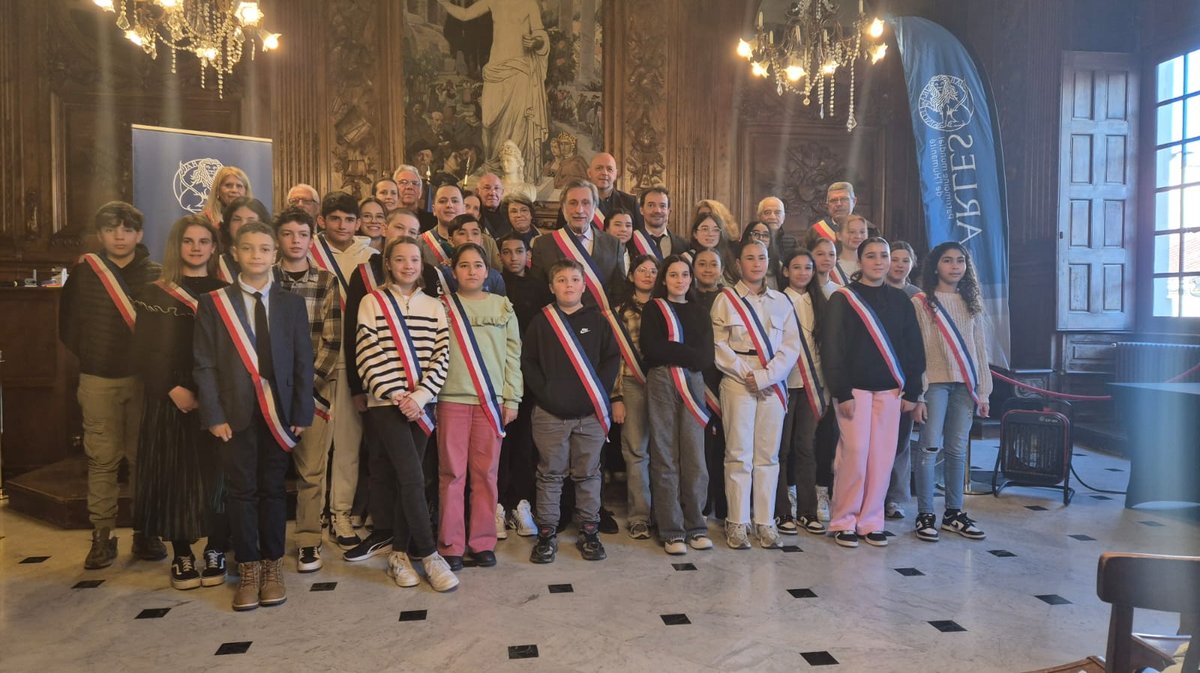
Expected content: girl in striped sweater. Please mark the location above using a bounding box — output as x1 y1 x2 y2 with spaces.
356 236 458 592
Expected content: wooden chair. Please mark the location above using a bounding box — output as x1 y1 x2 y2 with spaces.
1096 552 1200 672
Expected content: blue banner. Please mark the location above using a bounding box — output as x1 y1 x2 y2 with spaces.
131 125 273 262
892 17 1010 368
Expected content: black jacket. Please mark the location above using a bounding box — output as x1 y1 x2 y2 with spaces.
60 247 162 378
521 304 620 419
820 282 926 403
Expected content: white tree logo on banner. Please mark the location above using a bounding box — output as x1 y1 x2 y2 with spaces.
173 158 225 213
918 75 973 132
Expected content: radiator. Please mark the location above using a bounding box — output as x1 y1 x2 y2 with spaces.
1113 342 1200 383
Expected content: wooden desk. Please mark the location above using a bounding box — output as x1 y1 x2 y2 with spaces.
1110 382 1200 508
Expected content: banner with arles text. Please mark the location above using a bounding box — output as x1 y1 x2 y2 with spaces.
132 124 273 262
891 17 1011 368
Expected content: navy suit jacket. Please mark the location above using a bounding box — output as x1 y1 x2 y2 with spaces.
194 283 315 432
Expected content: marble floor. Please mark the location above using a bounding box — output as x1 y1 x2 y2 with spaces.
1 440 1197 673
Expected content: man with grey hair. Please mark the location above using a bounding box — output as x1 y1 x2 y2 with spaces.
393 164 438 232
530 178 623 300
808 181 857 242
475 172 512 239
286 184 321 219
757 196 798 257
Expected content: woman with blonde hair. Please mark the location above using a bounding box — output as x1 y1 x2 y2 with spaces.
202 166 252 228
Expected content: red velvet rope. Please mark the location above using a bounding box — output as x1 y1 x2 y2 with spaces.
989 359 1200 402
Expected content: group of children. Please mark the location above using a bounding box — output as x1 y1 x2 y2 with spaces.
59 170 996 612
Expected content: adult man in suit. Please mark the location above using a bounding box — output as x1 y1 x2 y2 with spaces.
392 164 439 232
194 221 314 611
530 177 624 300
553 152 644 231
808 181 857 242
635 186 688 259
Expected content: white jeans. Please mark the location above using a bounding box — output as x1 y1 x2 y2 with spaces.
720 376 786 526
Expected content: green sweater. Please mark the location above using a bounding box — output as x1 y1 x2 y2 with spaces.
440 293 523 409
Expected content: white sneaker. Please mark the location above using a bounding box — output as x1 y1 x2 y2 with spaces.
687 534 714 550
816 487 831 523
421 552 460 592
387 551 420 588
495 503 508 540
725 521 751 549
755 523 781 549
664 539 688 555
511 500 537 537
331 511 361 550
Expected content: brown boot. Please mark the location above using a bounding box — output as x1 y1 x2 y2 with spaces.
232 561 261 611
259 557 287 607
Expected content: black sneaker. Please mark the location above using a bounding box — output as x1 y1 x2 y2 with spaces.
941 510 986 540
833 531 860 548
84 528 117 570
297 545 322 573
200 549 227 586
577 523 607 561
599 508 619 535
468 550 497 567
863 531 889 547
915 513 939 542
443 555 464 571
530 527 558 564
344 531 392 562
131 532 168 561
170 555 202 590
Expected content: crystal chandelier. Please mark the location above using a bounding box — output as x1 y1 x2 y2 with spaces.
92 0 281 98
737 0 888 131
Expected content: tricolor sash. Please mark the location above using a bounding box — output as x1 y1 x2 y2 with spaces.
155 279 199 314
915 292 981 405
82 253 137 331
811 219 837 241
310 235 348 310
217 254 236 284
592 211 606 231
357 261 380 294
830 261 849 286
443 292 506 438
314 389 332 421
551 227 646 384
542 305 612 433
210 289 299 451
704 386 722 419
835 286 906 391
630 230 663 260
371 288 436 434
789 299 827 418
652 299 709 426
720 288 787 406
421 230 452 265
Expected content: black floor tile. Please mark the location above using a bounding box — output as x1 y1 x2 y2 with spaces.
1090 495 1113 501
894 567 925 577
1068 534 1096 541
136 608 170 619
780 545 803 553
660 613 691 625
19 556 50 564
1025 505 1048 511
988 549 1017 558
310 582 337 592
1035 594 1072 605
788 588 817 598
1138 520 1166 527
1073 452 1086 457
1104 467 1124 472
508 644 538 660
801 651 839 666
881 530 896 537
548 584 574 593
398 610 428 622
671 562 696 571
215 642 252 655
929 620 967 632
73 580 104 589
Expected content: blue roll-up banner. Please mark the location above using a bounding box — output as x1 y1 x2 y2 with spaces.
892 17 1011 368
131 124 273 262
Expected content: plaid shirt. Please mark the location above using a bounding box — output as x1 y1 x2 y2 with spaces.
274 264 342 387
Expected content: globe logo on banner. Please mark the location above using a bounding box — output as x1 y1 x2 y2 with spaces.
172 158 225 213
918 75 973 132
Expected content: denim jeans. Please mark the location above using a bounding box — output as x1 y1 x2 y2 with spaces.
915 382 974 514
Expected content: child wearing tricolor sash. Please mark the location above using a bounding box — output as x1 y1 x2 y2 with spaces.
910 242 992 543
774 249 830 537
436 244 523 569
522 260 621 564
803 235 841 520
831 215 868 287
711 240 801 550
693 248 730 521
60 201 162 570
355 236 459 592
641 256 715 555
820 237 925 549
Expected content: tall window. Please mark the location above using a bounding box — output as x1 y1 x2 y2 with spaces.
1153 48 1200 317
